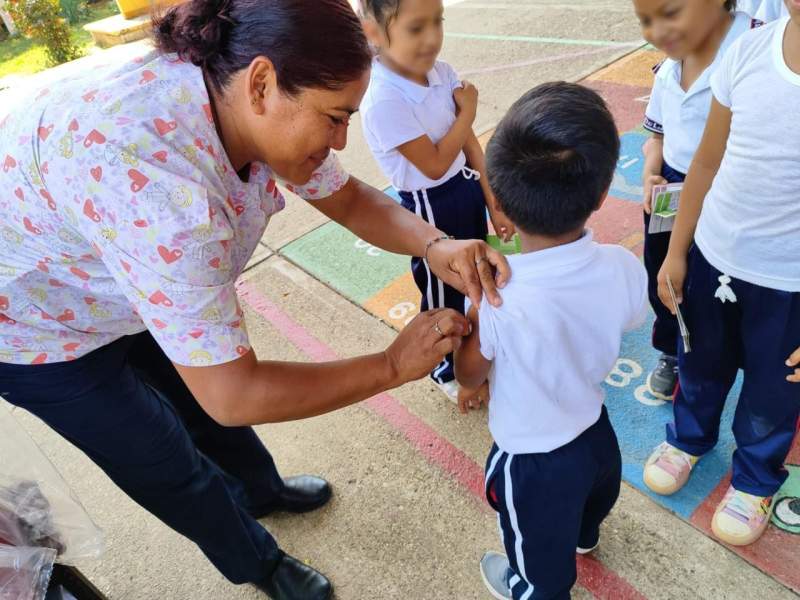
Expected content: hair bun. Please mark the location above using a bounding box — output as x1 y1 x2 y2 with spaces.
153 0 234 67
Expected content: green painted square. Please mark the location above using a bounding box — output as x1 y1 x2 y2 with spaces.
282 222 409 304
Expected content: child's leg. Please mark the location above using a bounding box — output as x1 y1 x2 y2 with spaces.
643 212 679 357
485 426 606 600
667 247 741 456
577 408 622 550
413 177 489 384
731 283 800 496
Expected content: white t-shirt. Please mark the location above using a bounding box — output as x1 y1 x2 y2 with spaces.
644 12 756 174
360 58 466 192
468 232 648 455
696 18 800 292
755 0 789 21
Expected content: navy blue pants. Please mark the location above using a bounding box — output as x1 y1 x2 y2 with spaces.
399 171 488 384
484 407 621 600
643 162 685 358
668 247 800 496
0 333 284 585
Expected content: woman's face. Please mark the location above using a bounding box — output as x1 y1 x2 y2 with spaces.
252 71 370 186
633 0 727 60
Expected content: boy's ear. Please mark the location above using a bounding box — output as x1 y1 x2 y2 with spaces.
594 187 610 212
362 16 383 48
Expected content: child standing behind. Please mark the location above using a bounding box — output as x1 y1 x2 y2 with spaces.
359 0 514 402
638 0 760 400
645 3 800 546
455 83 648 600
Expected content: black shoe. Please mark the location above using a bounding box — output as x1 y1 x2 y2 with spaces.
257 554 332 600
647 354 678 400
251 476 332 519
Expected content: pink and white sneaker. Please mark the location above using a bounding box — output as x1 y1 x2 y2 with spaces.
643 442 700 495
712 486 774 546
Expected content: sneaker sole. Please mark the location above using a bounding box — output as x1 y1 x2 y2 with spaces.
711 512 771 546
643 467 686 496
576 542 599 555
480 565 512 600
646 372 676 401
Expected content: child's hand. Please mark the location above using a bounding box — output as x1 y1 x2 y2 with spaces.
454 81 479 123
786 347 800 383
457 381 490 414
642 174 667 214
489 210 515 243
657 252 687 315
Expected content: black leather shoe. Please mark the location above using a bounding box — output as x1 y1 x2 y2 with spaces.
257 554 332 600
251 476 332 519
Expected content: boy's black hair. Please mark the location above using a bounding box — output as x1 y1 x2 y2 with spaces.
486 82 620 237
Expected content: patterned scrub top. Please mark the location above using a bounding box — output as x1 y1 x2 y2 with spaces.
0 49 349 366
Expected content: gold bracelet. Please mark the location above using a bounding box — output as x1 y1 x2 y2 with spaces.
424 235 454 263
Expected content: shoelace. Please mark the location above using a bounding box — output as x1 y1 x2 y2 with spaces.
654 444 692 475
725 491 766 521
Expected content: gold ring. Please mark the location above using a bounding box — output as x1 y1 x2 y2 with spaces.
434 322 444 336
475 256 487 266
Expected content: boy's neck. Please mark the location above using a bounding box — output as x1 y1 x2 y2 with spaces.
517 227 585 255
378 54 429 86
686 10 734 68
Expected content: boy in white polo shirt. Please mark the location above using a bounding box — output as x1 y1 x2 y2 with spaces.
455 82 648 600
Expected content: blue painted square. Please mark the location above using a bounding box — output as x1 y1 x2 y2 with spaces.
610 130 649 203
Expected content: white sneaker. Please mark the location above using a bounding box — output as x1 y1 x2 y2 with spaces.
435 380 459 403
576 541 599 555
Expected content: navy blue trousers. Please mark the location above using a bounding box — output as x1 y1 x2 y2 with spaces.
484 407 621 600
399 171 488 384
667 247 800 496
643 162 685 357
0 333 285 585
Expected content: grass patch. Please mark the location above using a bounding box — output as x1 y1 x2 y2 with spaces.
0 0 119 79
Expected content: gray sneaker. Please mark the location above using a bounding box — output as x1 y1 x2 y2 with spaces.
647 354 678 400
480 552 513 600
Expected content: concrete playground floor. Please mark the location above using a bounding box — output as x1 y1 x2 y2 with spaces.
4 1 799 599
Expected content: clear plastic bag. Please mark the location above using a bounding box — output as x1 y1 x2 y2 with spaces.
0 545 56 600
0 403 104 564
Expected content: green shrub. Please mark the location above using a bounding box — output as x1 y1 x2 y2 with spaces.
6 0 82 65
59 0 88 24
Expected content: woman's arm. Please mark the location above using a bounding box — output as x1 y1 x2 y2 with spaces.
657 98 731 310
175 308 467 426
463 130 515 242
313 177 511 308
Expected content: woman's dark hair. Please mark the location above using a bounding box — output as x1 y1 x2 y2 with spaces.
360 0 401 29
725 0 737 10
153 0 372 95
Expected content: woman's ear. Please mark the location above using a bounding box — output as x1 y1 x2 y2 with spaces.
246 56 279 115
362 15 383 49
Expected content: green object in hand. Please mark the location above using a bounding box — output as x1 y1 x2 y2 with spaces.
486 234 521 255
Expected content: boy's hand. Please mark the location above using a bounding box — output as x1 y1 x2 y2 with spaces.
643 174 667 214
489 209 515 243
454 81 479 123
457 381 490 414
786 347 800 383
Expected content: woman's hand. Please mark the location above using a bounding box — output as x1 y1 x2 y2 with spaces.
384 308 470 385
643 174 667 215
786 347 800 383
657 252 688 315
426 238 510 308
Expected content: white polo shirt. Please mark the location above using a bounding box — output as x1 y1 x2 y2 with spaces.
467 232 648 455
695 18 800 292
360 58 466 192
644 12 757 174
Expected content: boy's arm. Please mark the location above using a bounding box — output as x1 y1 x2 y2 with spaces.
463 131 515 242
454 304 491 390
397 82 478 181
642 134 666 214
657 98 731 311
